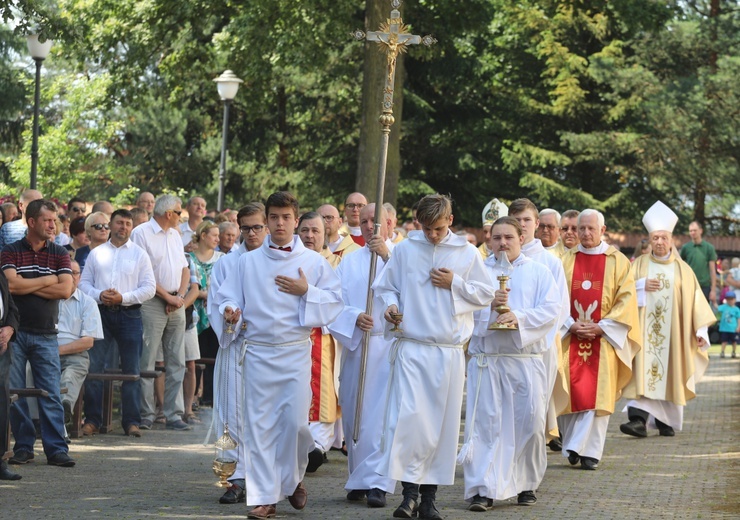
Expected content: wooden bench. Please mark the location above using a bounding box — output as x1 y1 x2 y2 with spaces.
69 370 163 438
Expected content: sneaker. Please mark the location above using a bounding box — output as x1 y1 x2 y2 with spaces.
8 451 34 465
47 452 76 467
166 419 192 431
468 494 492 512
517 490 537 505
220 482 246 504
139 418 153 430
81 422 99 436
720 352 726 358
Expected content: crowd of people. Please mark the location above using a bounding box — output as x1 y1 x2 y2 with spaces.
0 187 733 520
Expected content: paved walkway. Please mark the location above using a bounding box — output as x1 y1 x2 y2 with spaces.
2 354 738 519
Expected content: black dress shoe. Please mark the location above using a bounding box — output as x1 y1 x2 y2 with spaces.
567 450 580 466
657 422 675 436
347 489 368 501
468 494 492 512
367 488 387 508
306 447 324 473
220 482 246 504
548 437 563 451
8 451 34 465
393 496 419 518
418 498 442 520
620 419 647 438
47 452 76 467
580 456 599 470
0 461 22 480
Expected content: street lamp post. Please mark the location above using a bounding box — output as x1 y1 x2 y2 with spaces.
26 34 52 190
213 70 243 213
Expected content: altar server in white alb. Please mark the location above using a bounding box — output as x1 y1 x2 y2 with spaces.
460 216 562 511
328 203 396 508
620 201 715 439
206 202 268 505
215 192 343 520
372 194 495 520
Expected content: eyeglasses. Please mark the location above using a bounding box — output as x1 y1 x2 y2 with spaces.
561 226 577 232
71 207 85 213
322 215 336 222
91 223 110 231
240 224 265 234
538 224 557 230
170 210 182 216
71 271 81 276
345 203 366 210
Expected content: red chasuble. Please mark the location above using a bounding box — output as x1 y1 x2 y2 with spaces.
568 252 607 412
350 234 365 247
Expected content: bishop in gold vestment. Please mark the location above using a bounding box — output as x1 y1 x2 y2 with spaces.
620 201 715 438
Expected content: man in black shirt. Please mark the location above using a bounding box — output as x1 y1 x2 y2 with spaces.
1 199 75 467
0 270 20 480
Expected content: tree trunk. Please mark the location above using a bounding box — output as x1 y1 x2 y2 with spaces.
355 0 403 207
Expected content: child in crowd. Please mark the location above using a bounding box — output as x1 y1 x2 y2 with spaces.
718 291 740 358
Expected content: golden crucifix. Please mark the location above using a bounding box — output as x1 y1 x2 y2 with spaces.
351 0 436 443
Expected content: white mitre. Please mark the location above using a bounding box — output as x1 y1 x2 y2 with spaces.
643 200 678 234
482 198 508 227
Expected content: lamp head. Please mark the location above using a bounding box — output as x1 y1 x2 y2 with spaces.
214 70 243 101
26 34 53 61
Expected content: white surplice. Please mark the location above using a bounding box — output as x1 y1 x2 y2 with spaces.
206 241 247 481
328 241 397 493
371 231 495 485
214 236 343 505
521 239 570 437
461 254 561 500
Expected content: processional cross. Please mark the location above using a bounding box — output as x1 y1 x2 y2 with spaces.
351 0 436 443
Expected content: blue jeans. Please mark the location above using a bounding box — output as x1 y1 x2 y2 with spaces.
9 330 68 458
84 307 143 430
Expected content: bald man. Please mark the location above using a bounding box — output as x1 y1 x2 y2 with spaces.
318 204 361 259
340 192 368 247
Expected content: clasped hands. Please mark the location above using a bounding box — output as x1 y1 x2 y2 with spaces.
570 320 603 340
492 288 517 327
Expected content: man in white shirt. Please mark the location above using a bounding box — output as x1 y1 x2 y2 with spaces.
131 197 191 431
79 209 156 437
216 221 239 253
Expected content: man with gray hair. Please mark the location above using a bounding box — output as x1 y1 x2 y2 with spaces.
180 196 207 251
130 195 191 431
557 208 640 470
538 208 566 259
383 202 404 244
216 221 239 253
560 210 580 250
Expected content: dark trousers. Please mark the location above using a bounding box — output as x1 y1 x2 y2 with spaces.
84 307 143 430
0 344 10 455
198 326 219 403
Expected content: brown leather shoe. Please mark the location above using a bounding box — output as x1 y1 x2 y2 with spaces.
81 422 99 436
247 504 276 519
288 481 307 510
125 425 142 437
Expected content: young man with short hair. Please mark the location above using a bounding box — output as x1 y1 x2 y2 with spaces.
373 194 494 519
215 192 343 519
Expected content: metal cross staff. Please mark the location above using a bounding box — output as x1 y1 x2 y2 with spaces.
351 0 436 443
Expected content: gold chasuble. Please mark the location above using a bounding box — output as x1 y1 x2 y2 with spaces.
560 246 641 416
546 240 567 260
477 242 489 260
309 327 341 422
624 252 715 406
